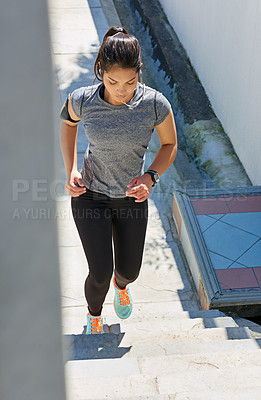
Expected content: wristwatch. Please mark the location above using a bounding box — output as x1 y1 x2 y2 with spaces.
144 170 160 186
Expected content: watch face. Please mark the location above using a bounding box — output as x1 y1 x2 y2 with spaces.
154 172 160 183
146 170 160 185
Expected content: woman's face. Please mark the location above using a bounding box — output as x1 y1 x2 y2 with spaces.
103 65 139 105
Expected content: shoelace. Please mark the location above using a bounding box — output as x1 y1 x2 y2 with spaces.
118 288 130 306
90 316 103 333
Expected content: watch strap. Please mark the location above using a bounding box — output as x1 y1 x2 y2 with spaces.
144 170 158 186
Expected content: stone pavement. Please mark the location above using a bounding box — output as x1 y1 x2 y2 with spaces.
48 0 261 398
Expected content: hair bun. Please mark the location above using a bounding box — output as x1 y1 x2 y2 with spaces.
104 26 128 39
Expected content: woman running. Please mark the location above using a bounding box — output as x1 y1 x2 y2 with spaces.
60 26 177 334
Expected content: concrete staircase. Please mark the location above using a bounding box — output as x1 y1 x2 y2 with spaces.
64 306 261 399
58 194 261 400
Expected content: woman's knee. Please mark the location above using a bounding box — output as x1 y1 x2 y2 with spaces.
86 272 112 290
115 268 140 286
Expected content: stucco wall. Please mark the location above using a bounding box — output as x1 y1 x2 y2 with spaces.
0 1 66 399
159 0 261 185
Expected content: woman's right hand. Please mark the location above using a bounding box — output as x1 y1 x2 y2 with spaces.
65 171 87 197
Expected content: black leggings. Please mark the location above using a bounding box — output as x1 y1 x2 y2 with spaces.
71 189 148 316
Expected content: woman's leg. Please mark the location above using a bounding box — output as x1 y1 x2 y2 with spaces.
112 197 148 289
71 191 113 316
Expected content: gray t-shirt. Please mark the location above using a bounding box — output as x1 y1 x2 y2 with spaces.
70 82 171 197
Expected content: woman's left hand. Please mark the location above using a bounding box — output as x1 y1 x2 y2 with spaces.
126 174 154 202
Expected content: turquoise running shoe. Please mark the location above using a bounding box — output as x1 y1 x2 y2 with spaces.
86 313 104 334
113 275 133 319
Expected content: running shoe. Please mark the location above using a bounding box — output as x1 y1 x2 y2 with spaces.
113 275 133 319
86 313 104 334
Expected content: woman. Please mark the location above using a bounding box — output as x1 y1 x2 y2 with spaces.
60 26 177 334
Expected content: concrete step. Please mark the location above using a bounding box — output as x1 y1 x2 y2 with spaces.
66 373 158 399
66 366 261 399
158 366 261 394
104 316 238 334
66 358 140 379
172 389 261 400
79 391 261 400
138 349 261 376
94 397 171 400
105 304 225 320
66 349 261 378
232 316 261 339
94 397 170 400
117 326 252 346
157 338 260 357
61 305 227 334
122 338 260 359
65 332 259 361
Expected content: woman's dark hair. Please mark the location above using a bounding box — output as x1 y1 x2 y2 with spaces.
94 26 143 81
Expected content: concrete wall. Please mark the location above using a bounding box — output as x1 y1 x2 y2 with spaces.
159 0 261 185
0 1 66 399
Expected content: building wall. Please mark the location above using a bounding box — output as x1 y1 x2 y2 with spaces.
0 1 66 399
159 0 261 185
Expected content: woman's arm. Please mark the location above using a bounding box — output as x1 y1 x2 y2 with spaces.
60 96 86 197
126 109 177 202
147 109 177 175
